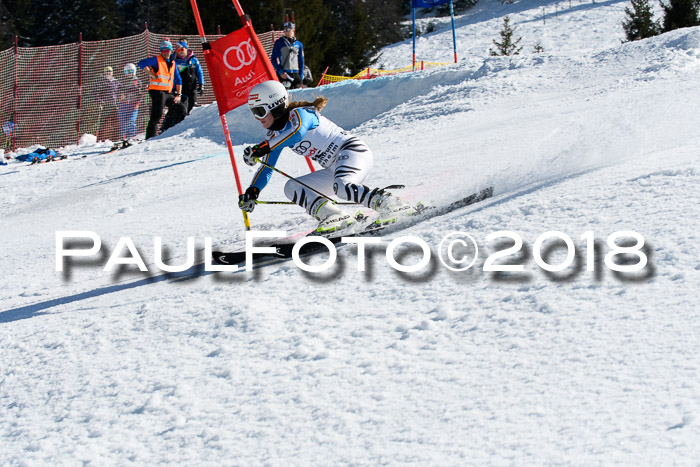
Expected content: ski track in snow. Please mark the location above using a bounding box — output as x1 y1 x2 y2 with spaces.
1 0 699 464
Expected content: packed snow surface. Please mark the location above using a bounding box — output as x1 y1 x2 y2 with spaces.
1 0 699 464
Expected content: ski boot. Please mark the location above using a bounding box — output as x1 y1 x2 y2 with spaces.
369 189 416 226
311 198 355 236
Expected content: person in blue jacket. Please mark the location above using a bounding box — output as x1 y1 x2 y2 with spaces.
174 40 205 115
137 40 187 139
239 80 415 235
271 22 304 89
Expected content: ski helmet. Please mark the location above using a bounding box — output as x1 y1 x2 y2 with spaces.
247 80 289 120
124 63 137 75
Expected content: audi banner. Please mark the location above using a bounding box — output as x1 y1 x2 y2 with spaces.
206 23 277 115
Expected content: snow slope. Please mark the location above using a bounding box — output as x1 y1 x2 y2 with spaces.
1 0 699 464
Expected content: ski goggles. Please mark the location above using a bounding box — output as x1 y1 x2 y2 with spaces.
249 105 270 120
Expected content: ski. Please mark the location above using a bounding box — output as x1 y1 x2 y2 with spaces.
29 154 67 164
81 139 143 158
211 186 494 268
212 236 343 266
107 139 138 153
356 185 494 236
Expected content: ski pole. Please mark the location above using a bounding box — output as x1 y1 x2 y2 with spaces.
255 200 359 206
254 157 336 203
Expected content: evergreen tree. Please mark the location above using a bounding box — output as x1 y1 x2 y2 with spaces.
436 0 479 17
366 0 405 47
31 0 123 45
0 3 17 49
489 16 523 56
1 0 37 48
119 0 194 37
0 0 407 82
622 0 660 41
661 0 700 32
327 0 379 74
288 0 336 82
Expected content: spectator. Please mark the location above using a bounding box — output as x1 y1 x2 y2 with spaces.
3 121 15 150
137 40 187 139
174 40 205 115
115 63 142 149
303 65 313 86
271 22 304 89
93 66 120 141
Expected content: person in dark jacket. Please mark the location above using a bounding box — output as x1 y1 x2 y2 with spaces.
137 40 187 139
174 40 205 115
271 22 304 89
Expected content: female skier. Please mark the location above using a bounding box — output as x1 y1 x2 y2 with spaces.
238 80 414 235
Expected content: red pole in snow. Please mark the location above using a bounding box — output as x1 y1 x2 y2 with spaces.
12 36 18 151
317 66 329 87
76 33 83 145
190 0 251 229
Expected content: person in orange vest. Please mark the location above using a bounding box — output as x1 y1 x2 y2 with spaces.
138 40 187 139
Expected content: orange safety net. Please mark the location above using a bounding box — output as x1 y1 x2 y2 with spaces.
0 29 282 152
319 61 452 86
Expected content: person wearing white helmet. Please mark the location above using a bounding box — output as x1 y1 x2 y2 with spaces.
114 63 142 149
239 80 414 235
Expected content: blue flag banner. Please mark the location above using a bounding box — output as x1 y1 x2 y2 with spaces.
412 0 451 7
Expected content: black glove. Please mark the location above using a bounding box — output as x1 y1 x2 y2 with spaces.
238 186 260 212
197 83 204 96
242 141 270 166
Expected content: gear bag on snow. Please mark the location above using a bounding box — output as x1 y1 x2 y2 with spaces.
16 147 58 162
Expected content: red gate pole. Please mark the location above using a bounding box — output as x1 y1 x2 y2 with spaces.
229 0 315 172
190 0 251 229
231 0 314 174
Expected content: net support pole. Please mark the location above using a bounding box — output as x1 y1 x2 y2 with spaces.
76 33 83 144
12 36 18 151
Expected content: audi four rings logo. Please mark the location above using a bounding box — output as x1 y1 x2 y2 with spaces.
293 141 312 155
223 39 257 71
